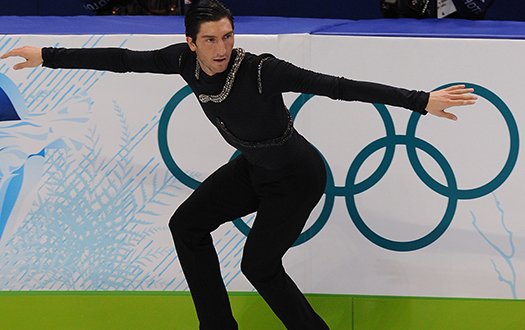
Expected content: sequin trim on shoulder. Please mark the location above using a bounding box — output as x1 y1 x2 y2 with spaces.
257 57 271 95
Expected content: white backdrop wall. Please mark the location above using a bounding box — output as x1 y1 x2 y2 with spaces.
0 33 523 299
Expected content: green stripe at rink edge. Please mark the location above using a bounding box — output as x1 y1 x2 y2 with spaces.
0 291 524 329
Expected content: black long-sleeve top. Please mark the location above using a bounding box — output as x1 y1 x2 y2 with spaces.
42 43 429 169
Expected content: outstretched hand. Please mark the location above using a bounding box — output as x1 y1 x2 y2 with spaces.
0 46 43 70
426 84 477 121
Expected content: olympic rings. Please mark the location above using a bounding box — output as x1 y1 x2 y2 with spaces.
158 82 519 251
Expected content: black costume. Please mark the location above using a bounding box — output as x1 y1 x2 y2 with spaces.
43 43 429 330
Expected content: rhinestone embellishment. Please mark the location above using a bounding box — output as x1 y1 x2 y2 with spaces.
257 57 271 94
198 48 246 104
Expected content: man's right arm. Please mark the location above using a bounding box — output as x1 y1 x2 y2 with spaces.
1 43 189 74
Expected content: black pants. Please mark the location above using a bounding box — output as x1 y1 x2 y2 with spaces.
169 144 329 330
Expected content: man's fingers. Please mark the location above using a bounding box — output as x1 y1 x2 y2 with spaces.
449 94 477 100
444 84 466 91
445 112 458 121
440 110 458 121
1 48 22 59
449 88 474 95
0 50 16 59
1 47 33 60
13 62 29 70
446 99 476 107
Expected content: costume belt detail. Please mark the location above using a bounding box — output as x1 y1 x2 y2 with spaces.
216 110 294 149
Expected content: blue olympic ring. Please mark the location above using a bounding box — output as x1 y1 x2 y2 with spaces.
158 82 519 251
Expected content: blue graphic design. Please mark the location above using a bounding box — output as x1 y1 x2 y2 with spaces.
0 36 120 244
0 74 28 119
159 83 519 251
0 86 20 121
0 74 28 239
0 101 182 290
471 194 517 299
0 73 96 242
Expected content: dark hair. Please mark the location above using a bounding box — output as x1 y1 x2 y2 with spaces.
185 0 234 41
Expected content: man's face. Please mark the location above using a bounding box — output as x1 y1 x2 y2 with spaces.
186 17 234 76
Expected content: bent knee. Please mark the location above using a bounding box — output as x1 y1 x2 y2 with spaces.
168 202 216 238
168 204 192 236
241 255 281 283
240 258 259 281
